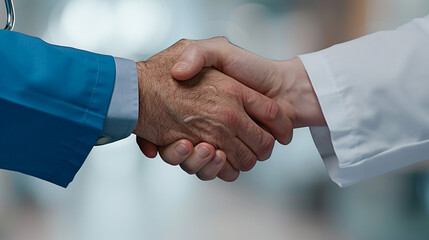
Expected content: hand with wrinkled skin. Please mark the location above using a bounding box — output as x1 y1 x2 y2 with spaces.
133 40 289 181
137 37 326 181
170 37 326 128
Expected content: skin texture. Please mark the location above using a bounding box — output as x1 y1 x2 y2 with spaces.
133 40 291 181
137 37 326 181
170 37 326 128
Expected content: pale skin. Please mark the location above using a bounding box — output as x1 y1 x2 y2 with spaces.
133 39 294 181
137 37 327 181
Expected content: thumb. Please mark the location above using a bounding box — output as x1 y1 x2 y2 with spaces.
241 87 293 145
136 137 158 158
171 45 206 80
171 38 275 95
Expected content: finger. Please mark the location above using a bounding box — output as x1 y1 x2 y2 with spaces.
171 37 274 93
217 160 240 182
223 137 258 172
136 137 158 158
196 150 226 181
171 45 206 80
242 88 294 145
237 116 275 161
159 139 193 166
180 143 216 174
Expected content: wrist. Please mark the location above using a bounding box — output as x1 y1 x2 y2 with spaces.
282 58 326 127
133 61 147 135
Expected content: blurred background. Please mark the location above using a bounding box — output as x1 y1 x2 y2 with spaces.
1 0 429 239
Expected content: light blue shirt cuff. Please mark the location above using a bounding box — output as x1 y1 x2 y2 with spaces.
96 57 139 145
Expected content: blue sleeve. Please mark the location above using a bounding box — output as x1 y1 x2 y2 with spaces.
97 58 138 145
0 30 115 187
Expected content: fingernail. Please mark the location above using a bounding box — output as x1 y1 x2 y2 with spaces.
173 62 189 71
196 145 211 158
213 153 223 165
175 143 190 156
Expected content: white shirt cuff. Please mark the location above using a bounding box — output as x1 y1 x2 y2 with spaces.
97 57 138 145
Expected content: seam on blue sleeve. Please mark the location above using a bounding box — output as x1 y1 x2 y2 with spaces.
85 56 101 120
47 55 104 187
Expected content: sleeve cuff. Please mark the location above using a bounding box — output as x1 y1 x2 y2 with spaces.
299 52 368 187
96 57 139 145
300 51 429 188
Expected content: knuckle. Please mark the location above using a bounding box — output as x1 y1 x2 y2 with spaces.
217 164 239 182
166 158 182 166
160 152 183 166
212 36 230 44
196 172 216 181
279 118 294 145
285 124 294 145
237 151 257 172
258 135 275 160
264 100 280 122
186 44 203 56
180 163 198 175
220 110 241 128
219 173 239 182
178 38 190 44
177 38 193 47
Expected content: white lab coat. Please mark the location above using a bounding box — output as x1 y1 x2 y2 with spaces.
299 14 429 187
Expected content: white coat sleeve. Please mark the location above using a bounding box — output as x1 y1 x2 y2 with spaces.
299 14 429 187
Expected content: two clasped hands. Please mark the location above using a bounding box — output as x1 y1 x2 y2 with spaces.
131 37 327 181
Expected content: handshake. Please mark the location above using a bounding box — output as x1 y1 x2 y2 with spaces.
132 37 326 181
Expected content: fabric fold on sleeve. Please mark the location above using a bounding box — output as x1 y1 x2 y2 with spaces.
299 15 429 187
